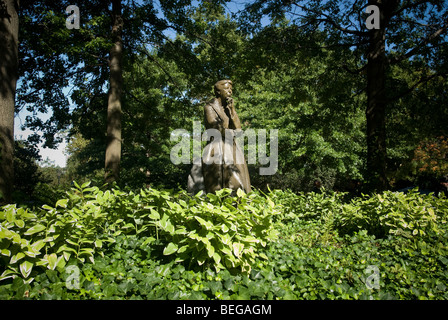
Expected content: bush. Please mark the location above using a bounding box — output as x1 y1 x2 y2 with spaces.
1 182 279 286
155 188 280 273
335 189 448 238
0 182 118 283
1 184 448 300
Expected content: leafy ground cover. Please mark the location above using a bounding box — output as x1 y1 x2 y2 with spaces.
1 183 447 300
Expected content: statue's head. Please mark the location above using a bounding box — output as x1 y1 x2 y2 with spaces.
214 80 232 98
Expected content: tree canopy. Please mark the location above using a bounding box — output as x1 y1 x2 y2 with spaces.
2 0 447 202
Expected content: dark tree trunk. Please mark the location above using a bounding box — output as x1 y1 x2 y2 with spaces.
0 0 19 203
365 0 397 192
105 0 123 184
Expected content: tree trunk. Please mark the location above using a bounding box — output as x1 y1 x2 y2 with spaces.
105 0 123 184
365 0 390 192
0 0 19 203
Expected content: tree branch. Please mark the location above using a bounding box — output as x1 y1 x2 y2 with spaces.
292 3 368 36
388 72 447 102
131 45 181 89
389 18 448 64
392 0 432 17
342 63 367 75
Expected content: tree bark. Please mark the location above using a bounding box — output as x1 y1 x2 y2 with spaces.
365 0 395 192
0 0 19 203
105 0 123 184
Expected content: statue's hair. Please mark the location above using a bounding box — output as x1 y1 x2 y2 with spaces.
214 80 232 97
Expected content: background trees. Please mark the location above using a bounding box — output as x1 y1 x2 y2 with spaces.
17 0 176 183
241 0 448 191
8 0 448 200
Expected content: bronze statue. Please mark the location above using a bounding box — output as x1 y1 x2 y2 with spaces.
188 80 251 194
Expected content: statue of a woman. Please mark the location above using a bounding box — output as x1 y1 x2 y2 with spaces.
187 80 251 194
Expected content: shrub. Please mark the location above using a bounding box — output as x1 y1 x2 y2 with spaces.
1 184 448 300
102 187 280 273
157 188 280 273
335 189 448 238
0 181 117 284
1 183 279 286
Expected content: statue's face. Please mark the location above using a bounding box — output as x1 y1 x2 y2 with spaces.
217 82 232 99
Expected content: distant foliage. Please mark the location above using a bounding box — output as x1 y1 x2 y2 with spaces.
413 136 448 181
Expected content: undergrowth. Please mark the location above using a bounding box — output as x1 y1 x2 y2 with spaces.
1 183 447 300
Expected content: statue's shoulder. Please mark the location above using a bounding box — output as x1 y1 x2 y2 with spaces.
204 98 218 112
204 98 217 108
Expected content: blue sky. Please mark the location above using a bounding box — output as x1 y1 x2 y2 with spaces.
15 109 68 168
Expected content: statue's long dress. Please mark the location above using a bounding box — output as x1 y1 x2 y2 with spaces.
201 98 251 194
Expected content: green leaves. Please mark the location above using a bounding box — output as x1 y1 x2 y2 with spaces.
194 216 213 230
0 183 120 283
157 188 280 273
163 242 178 255
335 189 444 239
47 253 58 270
232 243 244 258
1 185 448 300
10 252 25 264
24 224 46 236
159 214 175 235
55 199 69 209
19 261 33 279
0 183 279 285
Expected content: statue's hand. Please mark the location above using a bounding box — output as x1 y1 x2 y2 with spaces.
225 98 241 128
226 97 235 112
